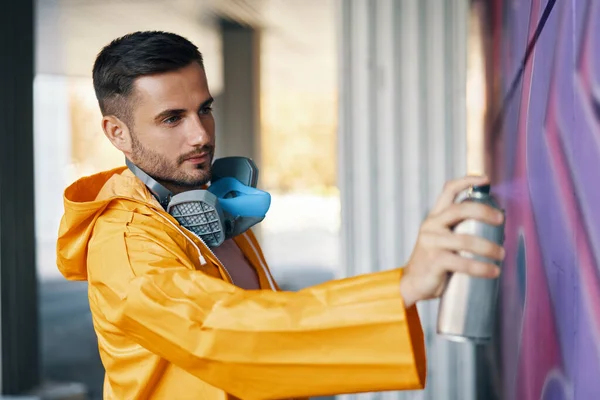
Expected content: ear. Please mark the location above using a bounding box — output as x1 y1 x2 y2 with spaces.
102 115 132 153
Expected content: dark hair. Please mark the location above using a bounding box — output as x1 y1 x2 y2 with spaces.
92 31 204 123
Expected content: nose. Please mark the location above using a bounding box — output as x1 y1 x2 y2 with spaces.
186 114 211 147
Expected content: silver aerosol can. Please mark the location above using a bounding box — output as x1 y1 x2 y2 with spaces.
437 184 505 343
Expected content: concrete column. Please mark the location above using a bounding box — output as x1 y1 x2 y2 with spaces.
216 19 261 166
0 0 40 394
216 19 263 242
336 1 473 399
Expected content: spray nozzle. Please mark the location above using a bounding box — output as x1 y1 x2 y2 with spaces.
472 184 491 195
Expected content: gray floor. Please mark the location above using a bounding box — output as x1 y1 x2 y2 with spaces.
40 280 104 400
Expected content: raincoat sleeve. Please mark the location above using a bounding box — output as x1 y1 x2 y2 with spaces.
93 224 426 400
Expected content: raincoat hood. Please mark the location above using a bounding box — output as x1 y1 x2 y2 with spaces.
57 166 158 281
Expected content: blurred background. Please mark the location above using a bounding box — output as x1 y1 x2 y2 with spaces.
2 0 600 399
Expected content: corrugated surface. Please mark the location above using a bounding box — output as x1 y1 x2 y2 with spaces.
336 1 477 399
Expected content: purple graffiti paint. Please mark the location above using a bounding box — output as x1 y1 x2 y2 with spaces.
496 0 600 398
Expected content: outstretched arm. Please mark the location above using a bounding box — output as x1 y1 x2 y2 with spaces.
90 228 426 400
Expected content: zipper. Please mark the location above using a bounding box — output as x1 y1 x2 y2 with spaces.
151 209 236 285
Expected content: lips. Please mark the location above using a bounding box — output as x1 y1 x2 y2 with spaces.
183 153 210 164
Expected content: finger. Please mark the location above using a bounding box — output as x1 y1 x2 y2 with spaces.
439 252 500 278
432 202 504 229
431 175 490 214
435 232 505 261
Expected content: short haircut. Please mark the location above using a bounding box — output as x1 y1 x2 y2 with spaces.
92 31 204 124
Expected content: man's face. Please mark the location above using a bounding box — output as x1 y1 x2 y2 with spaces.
127 62 215 193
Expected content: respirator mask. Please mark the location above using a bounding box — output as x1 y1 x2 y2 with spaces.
126 156 271 248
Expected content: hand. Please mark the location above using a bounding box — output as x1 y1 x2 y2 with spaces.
399 175 505 308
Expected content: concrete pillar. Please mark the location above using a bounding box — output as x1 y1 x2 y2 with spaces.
216 19 263 242
0 0 40 394
336 1 474 399
216 19 261 166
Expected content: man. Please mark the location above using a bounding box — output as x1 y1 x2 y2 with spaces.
57 31 504 400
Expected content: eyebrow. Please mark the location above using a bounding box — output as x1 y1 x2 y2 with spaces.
153 97 214 123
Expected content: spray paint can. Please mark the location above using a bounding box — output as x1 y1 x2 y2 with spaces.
436 184 505 343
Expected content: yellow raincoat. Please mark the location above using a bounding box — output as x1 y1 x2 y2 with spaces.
56 166 426 399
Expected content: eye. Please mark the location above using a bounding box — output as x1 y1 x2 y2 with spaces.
163 115 181 125
199 106 213 115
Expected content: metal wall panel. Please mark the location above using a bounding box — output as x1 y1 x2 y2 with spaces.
336 1 476 399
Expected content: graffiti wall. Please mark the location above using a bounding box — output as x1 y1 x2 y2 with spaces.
495 0 600 399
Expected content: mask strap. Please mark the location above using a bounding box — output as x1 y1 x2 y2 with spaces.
125 158 173 208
